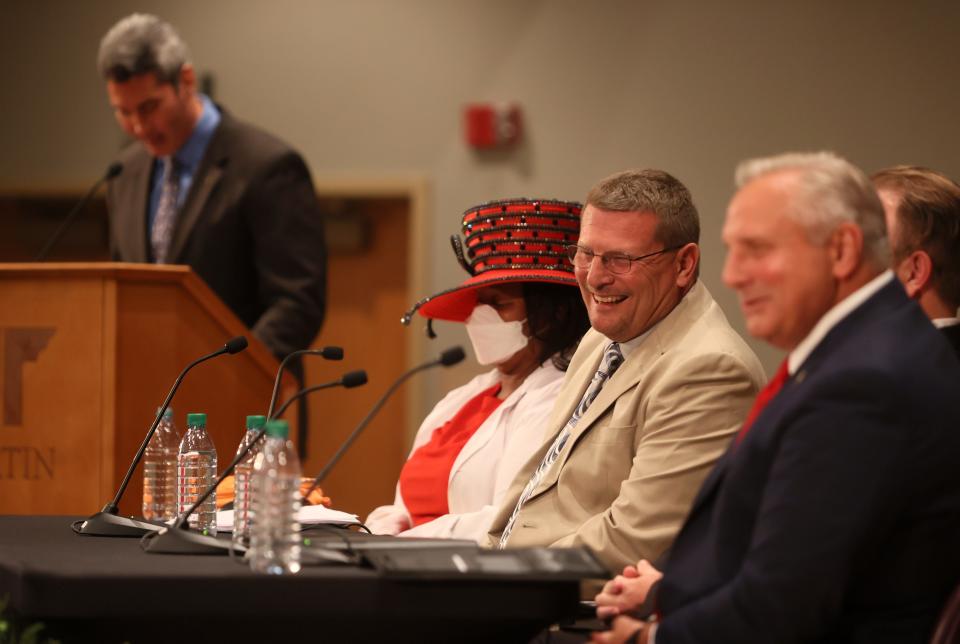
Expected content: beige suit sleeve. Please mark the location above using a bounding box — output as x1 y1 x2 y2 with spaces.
551 351 761 571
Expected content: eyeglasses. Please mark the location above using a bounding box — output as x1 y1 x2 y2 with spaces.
565 244 683 274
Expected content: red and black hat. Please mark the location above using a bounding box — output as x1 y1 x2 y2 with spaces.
401 198 582 325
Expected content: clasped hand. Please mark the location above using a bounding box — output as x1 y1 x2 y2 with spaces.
590 559 663 644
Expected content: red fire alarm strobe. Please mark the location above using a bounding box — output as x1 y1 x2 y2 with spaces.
464 103 523 149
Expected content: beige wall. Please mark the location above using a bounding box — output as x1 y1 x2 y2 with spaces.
3 0 959 417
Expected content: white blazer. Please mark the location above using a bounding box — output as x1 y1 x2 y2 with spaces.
364 360 565 542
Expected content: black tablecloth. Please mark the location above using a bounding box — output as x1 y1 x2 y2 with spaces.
0 516 579 643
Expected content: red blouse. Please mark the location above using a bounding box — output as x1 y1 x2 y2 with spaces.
399 383 503 527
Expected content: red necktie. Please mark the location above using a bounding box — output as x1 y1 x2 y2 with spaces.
736 359 789 445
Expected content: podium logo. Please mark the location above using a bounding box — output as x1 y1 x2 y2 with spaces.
3 327 56 426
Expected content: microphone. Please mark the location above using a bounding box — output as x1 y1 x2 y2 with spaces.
273 370 368 419
267 347 343 460
302 346 465 500
35 162 123 262
215 369 369 514
73 336 247 537
224 336 249 354
267 347 344 419
141 354 354 555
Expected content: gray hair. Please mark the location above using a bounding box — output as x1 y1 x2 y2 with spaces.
585 168 701 248
735 151 889 266
97 13 190 84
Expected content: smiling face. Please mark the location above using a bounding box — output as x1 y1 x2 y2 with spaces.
106 67 200 157
722 172 838 351
575 206 689 342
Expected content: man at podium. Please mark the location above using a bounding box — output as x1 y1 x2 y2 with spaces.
96 13 326 359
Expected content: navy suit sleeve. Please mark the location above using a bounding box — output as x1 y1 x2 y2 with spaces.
657 369 908 644
243 151 326 357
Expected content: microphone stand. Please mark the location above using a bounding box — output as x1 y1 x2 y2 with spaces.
302 347 465 499
273 370 367 419
35 162 122 262
290 348 464 558
73 336 248 537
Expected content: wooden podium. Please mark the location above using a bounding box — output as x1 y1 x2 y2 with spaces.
0 263 288 516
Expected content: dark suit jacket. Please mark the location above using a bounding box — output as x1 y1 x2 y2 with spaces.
941 323 960 359
106 108 326 358
655 278 960 644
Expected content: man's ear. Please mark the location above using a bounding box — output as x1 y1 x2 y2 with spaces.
829 222 863 280
177 63 197 95
675 243 700 288
898 250 934 299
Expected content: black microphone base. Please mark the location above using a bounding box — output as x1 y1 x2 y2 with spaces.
73 512 167 537
140 526 356 565
141 526 239 555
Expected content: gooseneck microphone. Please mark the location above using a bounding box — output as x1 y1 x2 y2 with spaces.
35 162 123 262
302 346 465 500
141 348 352 555
273 370 368 419
267 346 344 418
73 335 248 537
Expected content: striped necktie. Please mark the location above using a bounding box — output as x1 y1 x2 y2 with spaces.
151 157 180 264
498 342 624 548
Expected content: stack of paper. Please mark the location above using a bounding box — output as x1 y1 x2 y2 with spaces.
217 506 360 532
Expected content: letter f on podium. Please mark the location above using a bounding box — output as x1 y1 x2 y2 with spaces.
3 327 55 426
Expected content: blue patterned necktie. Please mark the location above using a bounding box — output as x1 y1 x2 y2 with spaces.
151 157 180 263
498 342 624 548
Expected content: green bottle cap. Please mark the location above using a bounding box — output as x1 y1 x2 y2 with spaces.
265 419 289 439
187 413 207 427
156 407 173 421
246 415 266 430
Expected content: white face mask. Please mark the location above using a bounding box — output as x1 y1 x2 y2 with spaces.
464 304 530 366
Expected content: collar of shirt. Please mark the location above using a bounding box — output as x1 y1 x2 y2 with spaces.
149 95 221 218
787 270 894 375
613 282 701 359
605 325 655 361
933 316 960 329
172 94 220 173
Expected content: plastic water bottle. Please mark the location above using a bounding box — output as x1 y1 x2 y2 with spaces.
232 414 266 549
177 412 218 534
142 407 179 522
248 419 302 574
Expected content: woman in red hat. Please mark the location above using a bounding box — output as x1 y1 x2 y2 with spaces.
366 199 590 542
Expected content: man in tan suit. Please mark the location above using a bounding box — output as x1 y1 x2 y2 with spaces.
488 169 765 572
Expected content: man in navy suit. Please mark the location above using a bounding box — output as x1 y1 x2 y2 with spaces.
873 166 960 357
593 152 960 643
